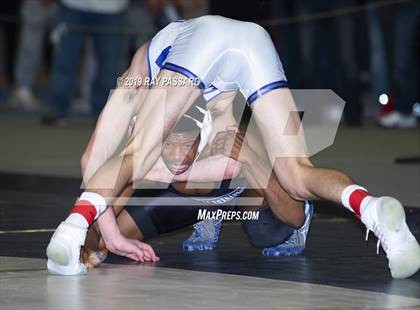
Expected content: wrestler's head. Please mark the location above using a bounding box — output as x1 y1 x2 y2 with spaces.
162 117 200 175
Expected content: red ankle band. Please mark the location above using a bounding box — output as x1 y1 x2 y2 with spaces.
70 200 97 225
349 189 369 216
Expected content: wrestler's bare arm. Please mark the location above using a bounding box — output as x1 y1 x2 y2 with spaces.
145 92 242 183
172 155 241 182
81 43 150 183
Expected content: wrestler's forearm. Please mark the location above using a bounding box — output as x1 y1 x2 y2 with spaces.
173 155 241 182
97 207 122 248
84 184 135 253
243 152 305 228
81 48 151 182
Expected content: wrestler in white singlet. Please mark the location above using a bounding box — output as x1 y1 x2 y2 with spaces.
147 15 288 105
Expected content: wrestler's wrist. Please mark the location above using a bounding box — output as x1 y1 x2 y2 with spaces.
100 229 124 252
97 211 121 242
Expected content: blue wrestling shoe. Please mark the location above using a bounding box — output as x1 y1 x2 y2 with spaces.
262 201 314 257
183 219 222 251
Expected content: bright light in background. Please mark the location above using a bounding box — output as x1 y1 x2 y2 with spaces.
413 102 420 117
379 93 389 105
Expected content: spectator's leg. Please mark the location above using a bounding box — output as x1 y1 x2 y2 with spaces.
297 1 337 89
336 0 362 126
367 6 389 107
0 1 20 83
14 0 52 89
91 12 126 116
296 0 317 88
73 38 96 114
270 1 300 88
47 6 85 118
393 3 420 116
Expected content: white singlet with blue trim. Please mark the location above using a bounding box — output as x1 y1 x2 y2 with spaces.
147 15 288 105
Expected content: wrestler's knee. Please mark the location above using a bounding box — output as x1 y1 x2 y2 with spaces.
276 158 313 200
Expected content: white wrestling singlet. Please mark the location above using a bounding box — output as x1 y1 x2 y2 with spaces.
147 15 288 105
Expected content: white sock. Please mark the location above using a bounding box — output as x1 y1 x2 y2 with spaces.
65 213 89 229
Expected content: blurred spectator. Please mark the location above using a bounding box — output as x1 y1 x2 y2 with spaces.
297 1 338 89
367 3 390 118
148 0 182 29
127 0 154 49
149 1 207 40
379 0 419 128
119 0 206 81
147 0 206 29
269 1 301 89
334 0 363 126
42 0 129 125
71 38 97 115
119 0 162 69
0 1 21 85
177 0 207 18
9 0 57 111
297 0 362 126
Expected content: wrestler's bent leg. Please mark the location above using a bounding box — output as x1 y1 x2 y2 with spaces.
251 88 420 278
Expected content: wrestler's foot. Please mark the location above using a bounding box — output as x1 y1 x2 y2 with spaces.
263 201 313 257
81 247 108 270
46 222 88 275
183 219 222 251
362 197 420 279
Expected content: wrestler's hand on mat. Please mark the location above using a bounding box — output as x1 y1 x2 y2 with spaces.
211 127 255 164
105 235 160 263
97 209 159 263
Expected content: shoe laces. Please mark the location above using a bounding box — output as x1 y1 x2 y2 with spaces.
275 214 311 250
365 221 388 255
190 220 222 242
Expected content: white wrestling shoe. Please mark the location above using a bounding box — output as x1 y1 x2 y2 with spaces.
362 196 420 279
46 222 88 275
